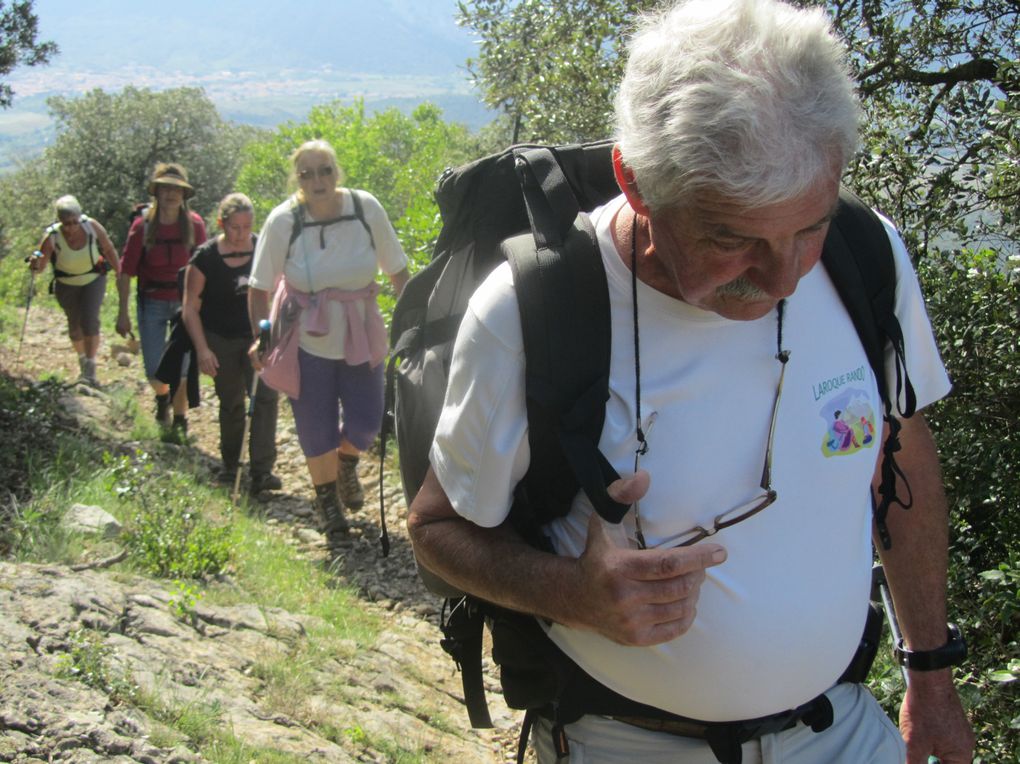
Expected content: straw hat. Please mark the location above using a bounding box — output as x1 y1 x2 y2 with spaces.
147 162 194 198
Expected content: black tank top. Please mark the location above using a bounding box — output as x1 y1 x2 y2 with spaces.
189 237 256 339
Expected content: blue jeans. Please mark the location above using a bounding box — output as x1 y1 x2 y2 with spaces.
137 296 188 380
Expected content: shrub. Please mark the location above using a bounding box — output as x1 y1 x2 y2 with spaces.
919 249 1020 761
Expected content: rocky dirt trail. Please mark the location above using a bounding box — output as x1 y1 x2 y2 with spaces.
1 306 523 763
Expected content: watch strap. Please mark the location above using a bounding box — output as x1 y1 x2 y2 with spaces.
894 623 967 671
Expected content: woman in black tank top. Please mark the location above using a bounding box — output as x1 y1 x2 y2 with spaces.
181 193 281 494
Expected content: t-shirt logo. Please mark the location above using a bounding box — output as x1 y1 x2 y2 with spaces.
234 274 250 296
814 365 877 457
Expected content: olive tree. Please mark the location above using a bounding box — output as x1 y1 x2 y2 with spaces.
0 0 56 109
43 86 260 245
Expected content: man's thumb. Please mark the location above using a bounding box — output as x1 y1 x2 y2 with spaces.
607 470 650 505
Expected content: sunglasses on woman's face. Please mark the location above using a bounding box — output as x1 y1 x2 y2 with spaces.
297 165 334 181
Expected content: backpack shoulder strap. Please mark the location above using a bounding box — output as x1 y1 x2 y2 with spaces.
348 189 375 250
822 188 917 549
80 215 98 266
506 146 627 537
288 199 305 254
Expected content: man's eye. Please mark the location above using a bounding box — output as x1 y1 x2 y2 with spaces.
713 239 749 252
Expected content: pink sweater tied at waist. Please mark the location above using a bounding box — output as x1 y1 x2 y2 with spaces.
259 278 388 399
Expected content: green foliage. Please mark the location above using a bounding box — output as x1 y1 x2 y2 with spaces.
0 0 57 109
236 99 474 276
108 452 235 579
168 578 204 622
920 249 1020 761
457 0 647 144
830 0 1020 254
43 87 262 243
0 376 70 529
55 627 136 702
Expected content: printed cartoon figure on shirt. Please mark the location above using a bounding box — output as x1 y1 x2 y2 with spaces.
819 387 877 457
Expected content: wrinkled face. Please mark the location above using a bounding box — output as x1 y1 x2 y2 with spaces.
156 183 185 211
647 177 841 321
221 211 254 249
295 150 337 201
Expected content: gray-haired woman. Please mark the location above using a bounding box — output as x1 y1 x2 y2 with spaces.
30 195 120 386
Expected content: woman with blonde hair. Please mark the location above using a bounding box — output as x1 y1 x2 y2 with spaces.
248 140 408 546
181 192 280 493
117 162 207 432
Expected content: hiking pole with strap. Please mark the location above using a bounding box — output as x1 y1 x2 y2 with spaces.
233 319 272 504
15 251 44 372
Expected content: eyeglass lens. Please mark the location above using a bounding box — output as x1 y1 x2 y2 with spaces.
298 165 334 180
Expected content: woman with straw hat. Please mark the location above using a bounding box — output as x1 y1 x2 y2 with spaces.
117 162 207 434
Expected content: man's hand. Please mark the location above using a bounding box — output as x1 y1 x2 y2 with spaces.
569 472 727 646
900 672 974 764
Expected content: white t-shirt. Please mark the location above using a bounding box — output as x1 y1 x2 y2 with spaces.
430 194 951 721
249 189 408 360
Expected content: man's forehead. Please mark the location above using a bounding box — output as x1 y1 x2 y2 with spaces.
679 183 841 233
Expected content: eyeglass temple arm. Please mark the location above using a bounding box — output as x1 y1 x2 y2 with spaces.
760 352 789 490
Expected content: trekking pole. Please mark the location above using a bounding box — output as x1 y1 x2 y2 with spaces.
15 251 43 372
873 564 909 685
874 564 943 764
233 320 272 504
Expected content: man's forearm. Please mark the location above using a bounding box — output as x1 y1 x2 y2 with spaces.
875 413 950 651
408 470 582 622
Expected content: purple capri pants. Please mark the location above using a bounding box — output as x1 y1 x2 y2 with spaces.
288 348 384 458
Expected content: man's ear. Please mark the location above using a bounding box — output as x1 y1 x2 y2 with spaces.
612 144 650 217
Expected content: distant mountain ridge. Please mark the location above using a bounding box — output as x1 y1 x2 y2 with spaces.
29 0 476 76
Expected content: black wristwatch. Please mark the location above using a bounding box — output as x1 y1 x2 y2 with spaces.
894 624 967 671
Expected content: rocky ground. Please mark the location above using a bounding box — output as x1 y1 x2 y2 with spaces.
1 307 526 763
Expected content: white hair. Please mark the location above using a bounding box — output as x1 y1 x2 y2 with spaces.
615 0 860 212
54 195 82 219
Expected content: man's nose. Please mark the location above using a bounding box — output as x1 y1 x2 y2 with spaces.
751 239 801 298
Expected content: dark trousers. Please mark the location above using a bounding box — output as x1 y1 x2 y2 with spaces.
205 330 278 476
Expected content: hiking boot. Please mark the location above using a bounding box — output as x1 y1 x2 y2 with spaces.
314 485 349 540
337 454 364 510
215 464 239 486
155 393 171 428
250 472 282 494
161 415 189 445
78 357 99 388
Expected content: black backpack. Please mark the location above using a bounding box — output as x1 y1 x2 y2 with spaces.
384 140 917 731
